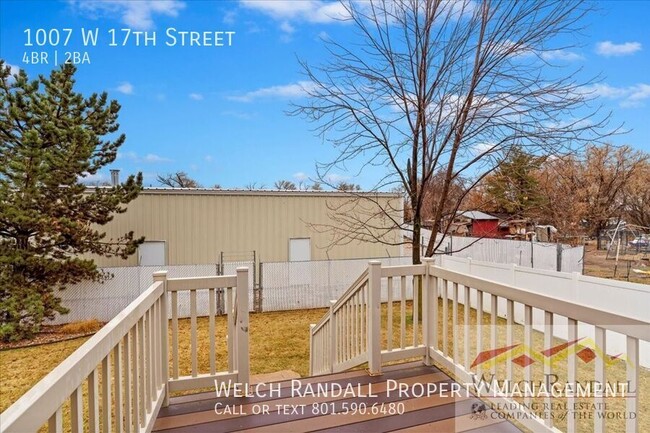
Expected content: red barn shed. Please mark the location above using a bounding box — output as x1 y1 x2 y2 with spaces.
455 211 500 237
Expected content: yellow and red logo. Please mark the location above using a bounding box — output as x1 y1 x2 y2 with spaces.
470 338 629 370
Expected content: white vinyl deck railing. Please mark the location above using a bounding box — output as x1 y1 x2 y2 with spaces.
0 268 250 433
310 259 648 433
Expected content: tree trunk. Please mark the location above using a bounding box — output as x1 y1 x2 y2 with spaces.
412 221 421 265
411 216 423 324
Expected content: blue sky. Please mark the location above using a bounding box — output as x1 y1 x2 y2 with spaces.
1 0 649 189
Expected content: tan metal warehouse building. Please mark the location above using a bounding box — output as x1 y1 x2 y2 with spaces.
93 188 403 267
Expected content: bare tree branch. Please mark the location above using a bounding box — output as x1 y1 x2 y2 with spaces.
291 0 618 263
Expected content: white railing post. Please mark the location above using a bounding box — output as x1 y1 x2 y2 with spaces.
309 324 316 376
329 300 337 373
236 267 250 388
422 257 435 366
153 271 169 407
367 260 382 375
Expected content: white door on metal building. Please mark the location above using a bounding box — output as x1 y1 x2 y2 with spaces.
139 241 166 266
289 238 311 262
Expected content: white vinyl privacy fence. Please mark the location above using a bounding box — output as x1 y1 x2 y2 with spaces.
406 226 584 273
437 255 650 367
52 234 582 324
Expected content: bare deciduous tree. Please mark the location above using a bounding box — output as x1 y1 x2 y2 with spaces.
157 171 202 188
336 181 362 191
244 182 266 190
577 145 647 236
274 180 297 190
292 0 614 263
624 160 650 228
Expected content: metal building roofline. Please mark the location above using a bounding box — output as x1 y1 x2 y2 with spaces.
84 186 403 198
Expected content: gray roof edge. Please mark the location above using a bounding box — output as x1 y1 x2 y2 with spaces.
457 210 499 220
85 186 403 198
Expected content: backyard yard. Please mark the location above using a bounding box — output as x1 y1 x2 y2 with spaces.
583 240 650 285
2 298 647 433
0 308 326 415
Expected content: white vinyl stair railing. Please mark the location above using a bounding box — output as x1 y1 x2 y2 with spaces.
309 261 427 376
309 258 648 433
310 269 369 375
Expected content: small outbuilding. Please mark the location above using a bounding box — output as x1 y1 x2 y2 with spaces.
451 210 500 237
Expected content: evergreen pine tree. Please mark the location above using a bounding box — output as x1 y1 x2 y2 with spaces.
485 147 547 218
0 61 143 341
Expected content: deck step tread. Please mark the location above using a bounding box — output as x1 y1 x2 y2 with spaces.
153 362 522 433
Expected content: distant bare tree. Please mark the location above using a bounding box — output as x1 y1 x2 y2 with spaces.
311 182 323 191
336 181 361 191
577 145 647 236
292 0 615 263
535 144 647 236
157 172 202 188
418 171 467 226
244 182 266 190
624 160 650 228
82 179 113 187
274 180 297 190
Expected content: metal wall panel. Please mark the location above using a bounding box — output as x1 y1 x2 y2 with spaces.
92 189 403 266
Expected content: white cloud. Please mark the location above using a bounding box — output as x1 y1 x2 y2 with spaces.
189 93 204 100
540 50 584 62
69 0 185 30
117 151 138 161
143 153 172 163
596 41 642 57
585 83 650 108
628 84 650 101
118 151 172 163
471 142 495 156
116 82 134 95
223 9 236 25
79 172 109 185
240 0 349 24
2 62 20 82
6 62 19 75
221 110 254 120
324 173 349 184
620 84 650 108
317 31 330 41
204 155 214 162
293 172 309 181
585 83 628 99
228 81 315 102
280 21 295 34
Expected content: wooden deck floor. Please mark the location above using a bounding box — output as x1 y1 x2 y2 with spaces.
154 362 523 433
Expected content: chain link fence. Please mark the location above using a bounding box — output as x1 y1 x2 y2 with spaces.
51 264 219 324
50 234 584 325
259 256 412 312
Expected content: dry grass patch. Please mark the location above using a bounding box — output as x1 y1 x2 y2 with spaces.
59 319 103 335
0 308 327 415
0 336 93 413
583 241 649 285
1 301 647 433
